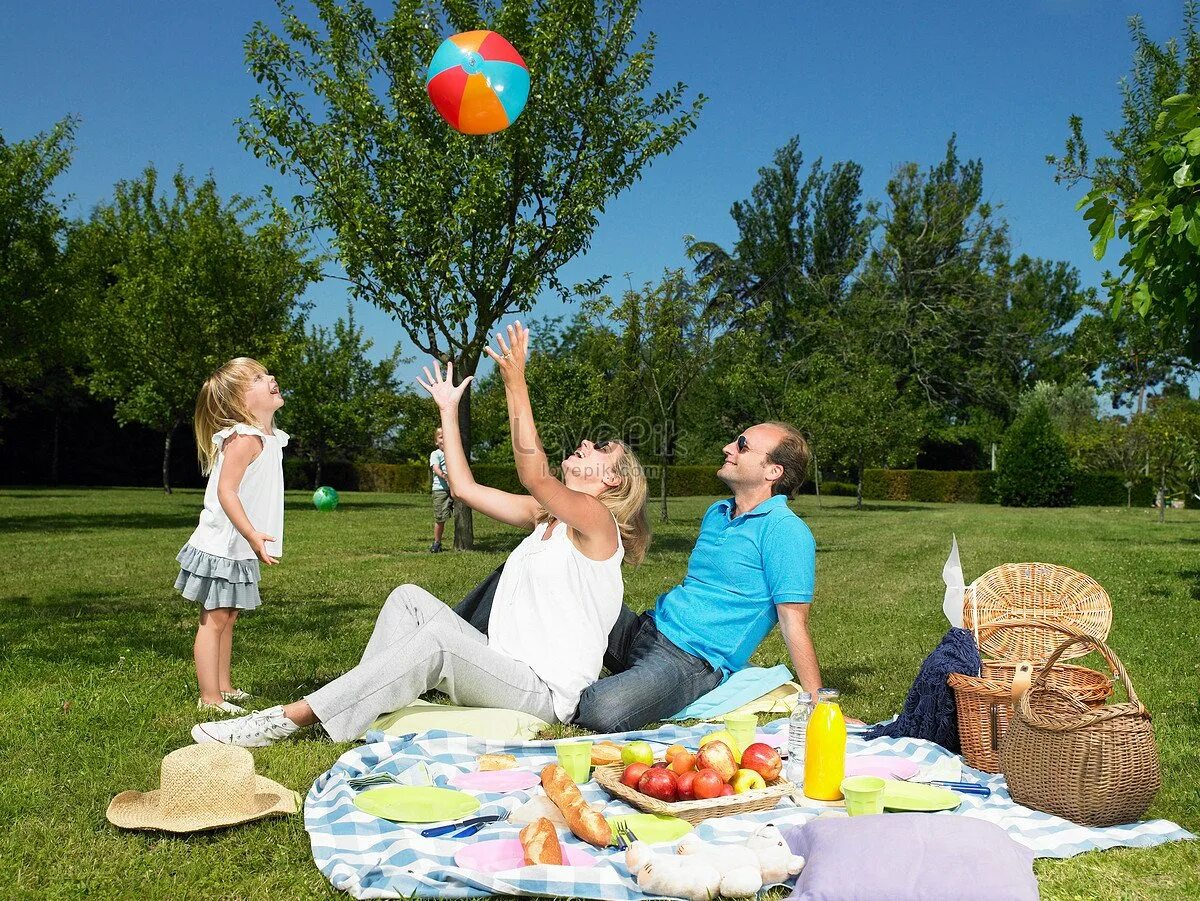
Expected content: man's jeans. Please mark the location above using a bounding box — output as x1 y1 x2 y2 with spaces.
572 606 723 734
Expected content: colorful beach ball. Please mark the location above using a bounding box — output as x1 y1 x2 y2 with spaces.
312 486 339 512
426 30 529 135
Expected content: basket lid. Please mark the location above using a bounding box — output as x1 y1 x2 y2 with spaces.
962 563 1112 662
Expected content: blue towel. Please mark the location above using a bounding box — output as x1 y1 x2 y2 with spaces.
668 664 795 720
864 627 980 752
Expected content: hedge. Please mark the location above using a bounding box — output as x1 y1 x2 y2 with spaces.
861 469 997 504
285 460 1163 508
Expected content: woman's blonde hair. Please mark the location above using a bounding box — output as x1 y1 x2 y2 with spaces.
537 441 652 566
193 357 270 475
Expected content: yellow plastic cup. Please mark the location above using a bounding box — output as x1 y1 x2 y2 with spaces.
722 713 758 758
841 775 886 816
555 741 593 783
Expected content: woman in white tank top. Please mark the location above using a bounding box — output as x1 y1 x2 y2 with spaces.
193 323 653 748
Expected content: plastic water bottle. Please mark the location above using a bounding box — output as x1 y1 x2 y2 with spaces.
785 692 814 783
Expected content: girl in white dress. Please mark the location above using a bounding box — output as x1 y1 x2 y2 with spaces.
176 357 287 714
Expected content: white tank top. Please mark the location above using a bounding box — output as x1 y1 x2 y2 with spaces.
487 517 624 722
186 424 288 561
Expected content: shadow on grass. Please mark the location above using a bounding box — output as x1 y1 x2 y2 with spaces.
0 512 197 534
1180 569 1200 602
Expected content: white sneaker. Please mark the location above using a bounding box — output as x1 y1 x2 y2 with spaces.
197 698 246 714
191 705 301 748
222 688 252 702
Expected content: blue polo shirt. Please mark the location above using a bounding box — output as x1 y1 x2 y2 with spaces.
653 495 816 675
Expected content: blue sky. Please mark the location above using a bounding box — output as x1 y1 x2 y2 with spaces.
1 2 1187 381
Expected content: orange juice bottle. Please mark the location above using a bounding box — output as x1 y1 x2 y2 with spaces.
803 690 846 800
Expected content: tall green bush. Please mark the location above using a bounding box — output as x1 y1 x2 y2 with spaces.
996 399 1074 506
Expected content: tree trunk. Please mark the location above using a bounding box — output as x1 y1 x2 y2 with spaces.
162 422 177 494
1158 468 1167 523
659 417 672 523
813 444 822 509
855 452 864 510
453 360 476 550
1126 483 1132 508
314 456 323 490
50 412 61 486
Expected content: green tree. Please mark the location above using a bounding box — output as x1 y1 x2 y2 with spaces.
1051 4 1200 359
995 398 1074 507
0 118 77 429
864 137 1019 424
73 167 319 492
690 136 871 354
240 0 704 547
606 269 725 521
279 306 406 486
1142 394 1200 521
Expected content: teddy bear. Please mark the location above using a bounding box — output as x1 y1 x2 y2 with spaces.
625 823 806 900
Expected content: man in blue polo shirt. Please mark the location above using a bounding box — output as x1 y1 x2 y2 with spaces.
573 421 821 733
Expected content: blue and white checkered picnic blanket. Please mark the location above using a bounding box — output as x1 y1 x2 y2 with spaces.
306 719 1193 899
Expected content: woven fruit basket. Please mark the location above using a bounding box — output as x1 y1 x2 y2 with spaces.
593 764 794 825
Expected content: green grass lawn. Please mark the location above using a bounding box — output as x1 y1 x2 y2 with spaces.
1 488 1197 899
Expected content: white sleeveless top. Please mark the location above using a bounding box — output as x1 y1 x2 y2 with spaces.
186 424 289 561
487 517 625 722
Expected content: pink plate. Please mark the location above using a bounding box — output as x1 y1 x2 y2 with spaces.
448 769 540 792
844 755 920 780
454 839 596 873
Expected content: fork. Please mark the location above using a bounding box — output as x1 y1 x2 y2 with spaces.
611 822 640 850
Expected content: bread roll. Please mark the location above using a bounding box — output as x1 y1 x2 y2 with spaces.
539 763 612 848
590 741 623 766
477 753 518 771
519 817 563 866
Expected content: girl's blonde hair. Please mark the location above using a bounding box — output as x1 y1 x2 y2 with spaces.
537 441 652 566
194 357 270 475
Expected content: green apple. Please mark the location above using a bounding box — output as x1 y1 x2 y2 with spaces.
620 740 654 767
730 767 767 794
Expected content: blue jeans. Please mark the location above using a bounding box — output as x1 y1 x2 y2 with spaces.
573 606 723 733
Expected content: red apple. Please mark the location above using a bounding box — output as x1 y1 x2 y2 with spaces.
638 767 679 802
719 783 735 796
695 740 738 782
739 743 783 781
676 770 698 801
692 768 725 800
621 762 651 789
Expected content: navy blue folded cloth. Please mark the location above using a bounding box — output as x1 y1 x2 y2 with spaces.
864 626 981 752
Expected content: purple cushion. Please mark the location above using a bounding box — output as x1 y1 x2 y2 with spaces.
784 814 1038 901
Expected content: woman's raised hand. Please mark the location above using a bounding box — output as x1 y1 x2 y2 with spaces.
483 321 529 385
416 360 473 412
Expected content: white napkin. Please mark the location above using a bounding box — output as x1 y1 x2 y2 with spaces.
911 756 963 784
942 535 965 628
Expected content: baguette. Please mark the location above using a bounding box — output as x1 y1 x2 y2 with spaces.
518 817 563 866
590 741 623 766
477 753 518 771
539 763 612 848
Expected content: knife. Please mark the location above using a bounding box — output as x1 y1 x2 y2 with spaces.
420 814 505 837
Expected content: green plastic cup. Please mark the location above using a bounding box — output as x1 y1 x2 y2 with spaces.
555 741 593 783
841 775 886 816
723 712 758 757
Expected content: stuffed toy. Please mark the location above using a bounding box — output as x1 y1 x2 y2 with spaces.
626 823 806 900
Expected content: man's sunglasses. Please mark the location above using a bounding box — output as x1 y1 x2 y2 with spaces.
736 435 750 453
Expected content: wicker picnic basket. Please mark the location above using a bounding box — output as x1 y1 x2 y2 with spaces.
1001 634 1160 827
950 610 1114 772
593 763 793 825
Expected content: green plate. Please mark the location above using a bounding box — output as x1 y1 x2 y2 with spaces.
880 780 961 812
353 785 480 823
607 813 693 845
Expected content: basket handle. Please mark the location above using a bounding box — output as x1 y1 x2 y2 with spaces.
974 618 1087 646
1008 662 1033 704
1032 633 1141 708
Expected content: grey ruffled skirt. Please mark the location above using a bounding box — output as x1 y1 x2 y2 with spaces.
175 544 262 611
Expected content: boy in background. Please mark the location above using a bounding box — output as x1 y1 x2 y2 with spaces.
429 427 452 552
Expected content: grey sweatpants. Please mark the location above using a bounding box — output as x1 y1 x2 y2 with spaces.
305 584 558 741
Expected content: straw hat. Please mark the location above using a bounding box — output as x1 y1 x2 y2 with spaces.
107 743 298 833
